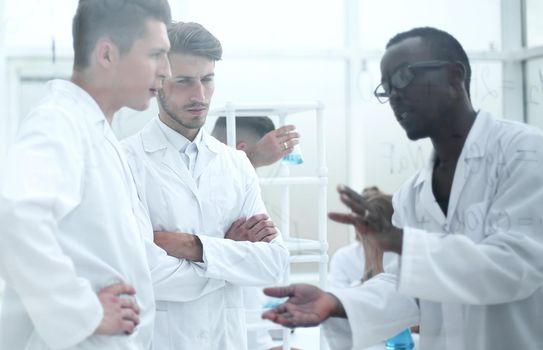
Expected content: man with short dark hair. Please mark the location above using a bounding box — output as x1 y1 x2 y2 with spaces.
123 22 289 349
211 116 300 168
0 0 171 349
263 27 543 350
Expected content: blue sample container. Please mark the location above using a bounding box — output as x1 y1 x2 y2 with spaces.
385 328 414 350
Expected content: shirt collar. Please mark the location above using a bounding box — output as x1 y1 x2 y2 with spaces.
413 110 491 188
157 118 204 153
48 79 107 125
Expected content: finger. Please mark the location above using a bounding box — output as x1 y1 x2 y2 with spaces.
328 212 356 224
263 285 295 298
256 228 278 242
340 193 372 216
275 125 296 136
261 233 279 243
119 297 140 314
245 214 269 229
121 308 140 325
121 320 137 335
281 139 300 156
100 282 136 296
280 132 300 143
262 305 296 328
250 219 275 236
262 309 280 322
229 217 246 231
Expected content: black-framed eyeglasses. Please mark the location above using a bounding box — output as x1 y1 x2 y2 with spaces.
373 60 454 104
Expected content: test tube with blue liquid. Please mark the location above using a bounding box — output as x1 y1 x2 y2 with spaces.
386 328 414 350
281 129 304 165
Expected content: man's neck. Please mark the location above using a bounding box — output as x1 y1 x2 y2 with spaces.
431 108 477 165
71 71 117 124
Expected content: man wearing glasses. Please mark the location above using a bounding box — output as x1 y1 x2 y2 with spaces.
262 27 543 350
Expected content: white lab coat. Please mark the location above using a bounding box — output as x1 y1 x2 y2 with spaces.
323 111 543 350
122 118 289 350
0 80 155 350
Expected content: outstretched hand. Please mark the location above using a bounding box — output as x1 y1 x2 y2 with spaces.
329 185 403 254
261 284 346 328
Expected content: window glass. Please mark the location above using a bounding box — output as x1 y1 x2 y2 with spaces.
526 58 543 130
358 0 501 52
525 0 543 47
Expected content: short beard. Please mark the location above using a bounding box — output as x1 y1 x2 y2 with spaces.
158 89 204 130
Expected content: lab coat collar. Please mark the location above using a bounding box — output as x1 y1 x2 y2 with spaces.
412 110 493 222
201 132 222 154
412 110 490 189
141 118 219 154
141 118 169 152
48 79 108 125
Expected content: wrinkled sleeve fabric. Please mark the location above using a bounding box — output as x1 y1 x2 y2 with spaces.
197 155 289 286
398 133 543 305
0 108 102 349
323 273 419 350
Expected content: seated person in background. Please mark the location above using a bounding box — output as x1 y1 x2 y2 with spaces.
211 116 300 168
328 186 397 288
212 115 300 350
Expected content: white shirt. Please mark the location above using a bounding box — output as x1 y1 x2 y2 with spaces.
323 111 543 350
157 119 201 174
0 80 155 350
122 118 289 350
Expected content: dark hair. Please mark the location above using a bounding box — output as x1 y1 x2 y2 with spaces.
386 27 471 97
214 116 275 139
72 0 172 70
167 22 222 60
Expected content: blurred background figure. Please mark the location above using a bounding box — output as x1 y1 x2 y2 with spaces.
212 116 300 168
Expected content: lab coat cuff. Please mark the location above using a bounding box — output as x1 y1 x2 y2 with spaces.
398 226 431 296
193 235 212 271
322 317 353 350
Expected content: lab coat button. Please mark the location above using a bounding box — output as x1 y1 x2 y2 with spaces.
442 224 449 232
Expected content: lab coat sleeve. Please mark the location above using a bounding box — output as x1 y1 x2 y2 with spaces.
124 146 226 303
196 154 289 286
323 272 420 349
197 235 289 286
398 132 543 304
0 108 102 349
143 231 226 302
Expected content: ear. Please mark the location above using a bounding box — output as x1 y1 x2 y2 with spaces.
448 62 467 98
95 38 119 69
236 141 248 151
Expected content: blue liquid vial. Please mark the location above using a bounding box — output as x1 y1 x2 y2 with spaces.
282 144 304 165
386 329 414 350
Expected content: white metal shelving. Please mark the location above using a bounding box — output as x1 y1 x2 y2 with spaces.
209 102 329 350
